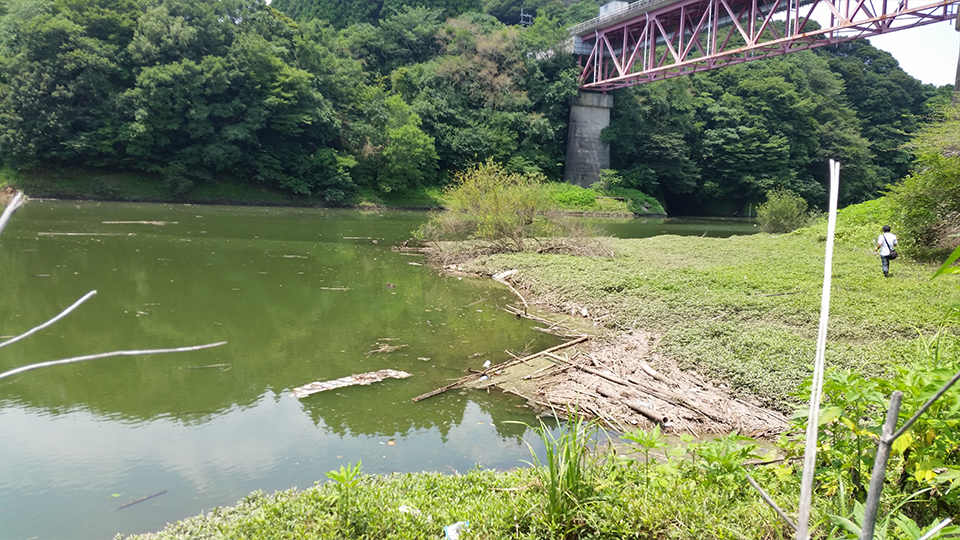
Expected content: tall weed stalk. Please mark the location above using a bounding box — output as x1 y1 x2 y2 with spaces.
520 410 602 537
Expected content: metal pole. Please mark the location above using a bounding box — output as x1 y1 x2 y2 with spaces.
860 391 903 540
953 15 959 105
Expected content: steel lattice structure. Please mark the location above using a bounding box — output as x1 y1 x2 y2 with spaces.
572 0 958 90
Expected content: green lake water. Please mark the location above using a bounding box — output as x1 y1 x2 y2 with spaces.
0 202 757 539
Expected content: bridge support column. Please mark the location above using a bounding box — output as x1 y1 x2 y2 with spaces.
564 92 613 187
954 15 959 104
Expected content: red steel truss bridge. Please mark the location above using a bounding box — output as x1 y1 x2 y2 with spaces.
571 0 958 90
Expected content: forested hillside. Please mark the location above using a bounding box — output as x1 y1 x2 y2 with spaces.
0 0 950 213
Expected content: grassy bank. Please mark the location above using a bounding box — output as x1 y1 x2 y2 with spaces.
120 433 816 540
462 201 958 412
0 167 665 215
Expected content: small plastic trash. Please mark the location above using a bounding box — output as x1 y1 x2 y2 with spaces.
445 521 469 539
482 360 491 369
479 375 488 381
398 505 420 516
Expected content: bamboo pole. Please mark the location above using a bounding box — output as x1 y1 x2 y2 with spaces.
796 159 841 540
0 191 25 238
0 342 228 380
0 291 97 350
638 360 669 384
411 336 590 402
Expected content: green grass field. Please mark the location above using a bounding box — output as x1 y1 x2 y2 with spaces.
462 212 957 412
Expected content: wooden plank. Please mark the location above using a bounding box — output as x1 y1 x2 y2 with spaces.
291 369 411 398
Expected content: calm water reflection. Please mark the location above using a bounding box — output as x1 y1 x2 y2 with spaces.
0 202 757 539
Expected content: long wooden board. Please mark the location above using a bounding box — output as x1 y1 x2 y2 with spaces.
291 369 412 398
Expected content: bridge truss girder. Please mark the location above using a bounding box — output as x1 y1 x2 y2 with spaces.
575 0 958 90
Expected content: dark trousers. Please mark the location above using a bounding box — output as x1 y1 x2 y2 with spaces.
881 255 891 276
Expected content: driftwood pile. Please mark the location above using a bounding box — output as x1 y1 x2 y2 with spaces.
413 332 787 437
533 334 788 436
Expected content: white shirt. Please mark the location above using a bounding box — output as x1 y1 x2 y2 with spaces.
877 232 897 256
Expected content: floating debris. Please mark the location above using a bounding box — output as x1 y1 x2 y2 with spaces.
102 221 176 225
117 490 167 510
366 343 408 355
291 369 412 398
183 363 232 371
320 287 351 291
38 232 128 236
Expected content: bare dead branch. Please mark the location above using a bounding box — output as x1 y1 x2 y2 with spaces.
0 191 26 237
745 472 798 533
0 290 98 350
0 341 228 380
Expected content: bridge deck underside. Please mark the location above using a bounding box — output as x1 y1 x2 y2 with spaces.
576 0 958 89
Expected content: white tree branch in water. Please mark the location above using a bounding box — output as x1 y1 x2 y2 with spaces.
0 291 98 350
0 342 228 380
0 191 26 237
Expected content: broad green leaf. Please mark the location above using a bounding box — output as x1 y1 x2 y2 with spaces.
932 245 960 279
893 514 922 540
891 430 914 456
818 405 843 425
828 514 862 537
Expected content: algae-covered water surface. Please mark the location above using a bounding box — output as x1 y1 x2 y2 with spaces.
0 202 564 539
0 202 758 539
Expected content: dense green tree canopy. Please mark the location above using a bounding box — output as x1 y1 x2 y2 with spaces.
0 0 949 211
605 40 942 214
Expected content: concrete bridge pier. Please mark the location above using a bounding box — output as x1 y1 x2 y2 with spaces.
564 92 614 187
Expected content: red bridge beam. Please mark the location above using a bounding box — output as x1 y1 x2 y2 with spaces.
573 0 958 90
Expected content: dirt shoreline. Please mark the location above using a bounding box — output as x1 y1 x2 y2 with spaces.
443 264 790 439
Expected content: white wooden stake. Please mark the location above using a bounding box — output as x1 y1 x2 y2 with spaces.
796 159 841 539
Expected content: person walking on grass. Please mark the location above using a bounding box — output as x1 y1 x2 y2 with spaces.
875 225 898 277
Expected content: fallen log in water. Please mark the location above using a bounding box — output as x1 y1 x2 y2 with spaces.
411 336 590 402
291 369 412 398
118 490 167 510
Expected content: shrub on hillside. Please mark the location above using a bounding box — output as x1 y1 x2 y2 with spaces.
416 160 557 252
888 102 960 260
796 196 896 248
757 188 810 233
